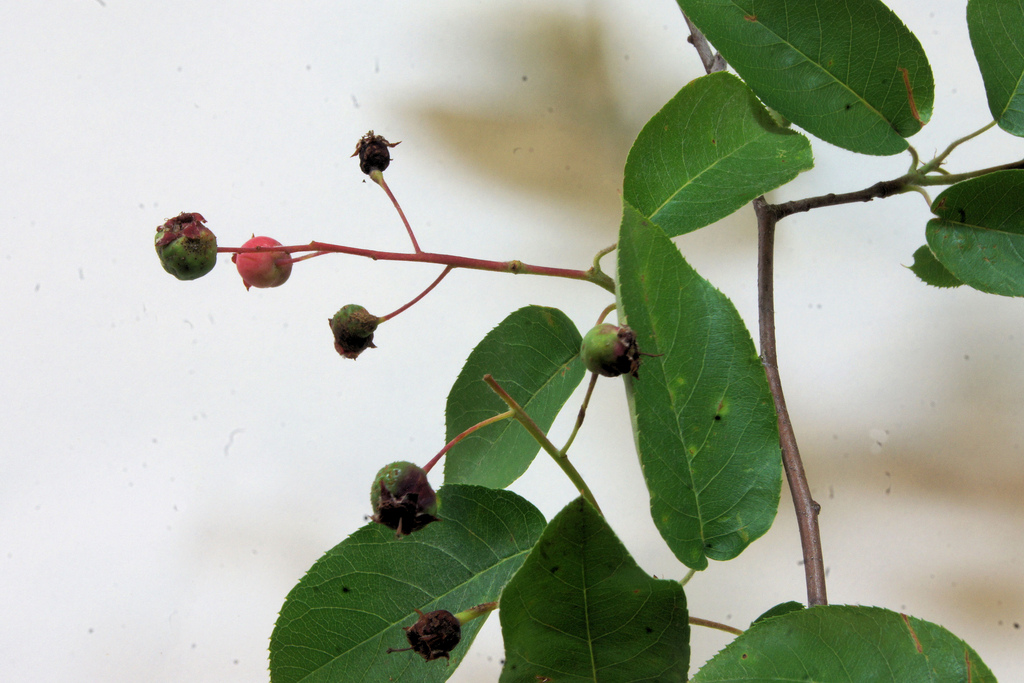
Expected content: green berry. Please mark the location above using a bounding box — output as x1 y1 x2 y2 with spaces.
581 323 641 378
329 304 380 359
154 212 217 280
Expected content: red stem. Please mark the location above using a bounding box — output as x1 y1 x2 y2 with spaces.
218 242 614 292
379 266 453 321
372 171 422 253
421 409 514 474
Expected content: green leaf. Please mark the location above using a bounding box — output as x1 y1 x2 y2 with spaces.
677 0 934 155
968 0 1024 135
692 605 996 683
926 170 1024 296
499 497 690 682
617 202 782 570
444 305 585 488
269 485 545 683
623 72 813 237
908 245 964 289
751 601 805 625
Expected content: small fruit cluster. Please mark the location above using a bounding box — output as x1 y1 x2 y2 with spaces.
154 214 291 289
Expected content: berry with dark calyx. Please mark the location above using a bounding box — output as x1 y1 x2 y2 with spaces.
370 461 439 536
387 609 461 662
154 212 217 280
581 323 641 378
329 304 380 359
231 235 292 290
351 130 400 175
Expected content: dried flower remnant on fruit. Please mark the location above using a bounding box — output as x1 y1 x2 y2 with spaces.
351 130 400 175
581 323 641 378
370 461 439 536
232 235 292 290
387 609 461 662
154 212 218 281
329 304 380 359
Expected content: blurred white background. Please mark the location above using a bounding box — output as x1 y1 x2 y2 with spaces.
1 1 1021 680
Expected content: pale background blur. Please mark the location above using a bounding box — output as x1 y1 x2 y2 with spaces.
1 1 1021 680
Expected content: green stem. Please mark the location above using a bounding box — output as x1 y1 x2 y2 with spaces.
482 374 603 515
559 372 599 456
918 120 998 174
906 144 921 172
679 567 697 587
453 601 498 624
689 616 743 637
915 156 1024 186
421 409 515 474
595 303 617 326
592 242 617 276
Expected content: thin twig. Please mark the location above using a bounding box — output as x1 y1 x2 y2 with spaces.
379 266 453 321
559 372 599 456
682 14 727 74
754 196 827 607
219 241 616 293
370 170 422 253
483 374 603 515
421 409 515 474
772 177 911 219
689 616 744 637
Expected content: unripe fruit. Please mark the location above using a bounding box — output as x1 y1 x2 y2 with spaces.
329 304 380 359
370 461 439 536
231 235 292 290
154 212 217 280
581 323 641 378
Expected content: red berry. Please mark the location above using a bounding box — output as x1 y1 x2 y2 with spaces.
231 236 292 290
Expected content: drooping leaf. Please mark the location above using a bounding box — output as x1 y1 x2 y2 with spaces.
444 305 585 489
623 72 813 237
617 202 782 570
908 245 964 289
926 170 1024 296
968 0 1024 135
269 485 545 683
677 0 934 155
692 605 996 682
499 497 690 683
